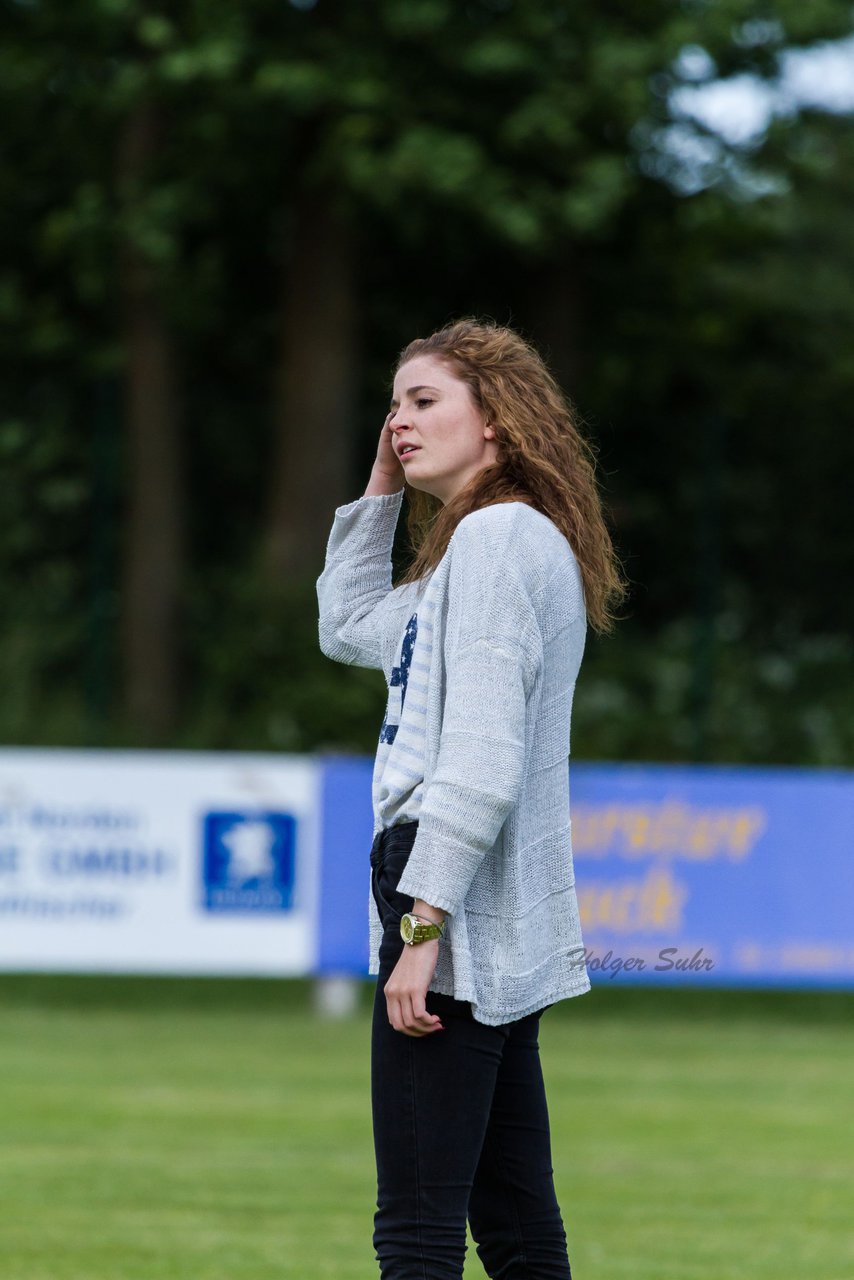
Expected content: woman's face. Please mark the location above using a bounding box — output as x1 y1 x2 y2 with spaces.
389 355 498 505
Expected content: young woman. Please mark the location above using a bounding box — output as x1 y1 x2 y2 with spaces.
317 319 626 1280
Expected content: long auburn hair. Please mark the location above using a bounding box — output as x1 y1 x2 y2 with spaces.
394 318 628 635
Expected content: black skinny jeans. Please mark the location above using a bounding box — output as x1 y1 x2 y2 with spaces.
370 821 573 1280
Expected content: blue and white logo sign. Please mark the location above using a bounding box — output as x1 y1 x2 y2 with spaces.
202 811 296 912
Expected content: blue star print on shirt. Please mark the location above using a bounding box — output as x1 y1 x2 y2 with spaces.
379 613 418 745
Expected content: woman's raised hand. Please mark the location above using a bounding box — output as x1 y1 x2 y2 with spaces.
364 412 405 496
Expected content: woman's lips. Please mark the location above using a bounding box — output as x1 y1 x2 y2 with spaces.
399 446 420 459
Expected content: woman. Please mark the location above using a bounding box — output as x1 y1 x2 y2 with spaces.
316 319 626 1279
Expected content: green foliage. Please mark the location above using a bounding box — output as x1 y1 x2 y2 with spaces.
179 575 389 754
575 617 854 766
0 0 852 760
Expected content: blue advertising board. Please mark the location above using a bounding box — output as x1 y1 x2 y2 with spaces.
317 757 854 987
316 756 377 974
570 763 854 986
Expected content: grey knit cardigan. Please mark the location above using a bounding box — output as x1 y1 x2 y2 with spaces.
317 489 591 1025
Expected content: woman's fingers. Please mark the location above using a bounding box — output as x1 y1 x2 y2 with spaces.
410 992 443 1033
385 988 444 1037
384 940 443 1036
389 994 427 1036
375 412 402 475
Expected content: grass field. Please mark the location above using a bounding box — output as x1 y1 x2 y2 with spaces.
0 976 852 1280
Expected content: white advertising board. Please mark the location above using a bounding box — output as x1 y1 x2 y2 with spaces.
0 748 321 975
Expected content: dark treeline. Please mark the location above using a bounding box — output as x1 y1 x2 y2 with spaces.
1 0 852 765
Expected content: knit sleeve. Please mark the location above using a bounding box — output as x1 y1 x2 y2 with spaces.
316 490 405 670
396 507 541 915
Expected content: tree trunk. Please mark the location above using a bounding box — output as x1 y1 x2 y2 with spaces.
118 99 184 740
265 188 357 583
524 251 583 396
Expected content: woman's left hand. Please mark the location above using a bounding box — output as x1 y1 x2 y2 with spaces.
384 941 443 1037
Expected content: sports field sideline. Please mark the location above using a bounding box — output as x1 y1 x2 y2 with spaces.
0 976 851 1280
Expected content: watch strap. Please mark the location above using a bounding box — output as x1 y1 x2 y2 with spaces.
400 912 446 945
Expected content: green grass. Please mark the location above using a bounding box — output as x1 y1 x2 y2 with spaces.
0 977 852 1279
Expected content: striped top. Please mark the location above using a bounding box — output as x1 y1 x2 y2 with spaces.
372 587 436 829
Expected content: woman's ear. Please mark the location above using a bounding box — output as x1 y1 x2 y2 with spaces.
484 423 496 439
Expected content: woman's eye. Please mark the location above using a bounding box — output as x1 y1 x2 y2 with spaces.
415 398 434 409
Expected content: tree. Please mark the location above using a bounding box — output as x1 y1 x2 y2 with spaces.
0 0 851 762
118 95 185 738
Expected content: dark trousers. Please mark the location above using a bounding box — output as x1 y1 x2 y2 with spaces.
370 821 573 1280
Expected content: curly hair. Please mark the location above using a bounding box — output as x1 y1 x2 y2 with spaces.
394 318 628 635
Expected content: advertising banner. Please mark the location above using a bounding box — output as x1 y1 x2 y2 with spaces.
318 758 854 988
570 762 854 986
0 748 321 975
316 756 378 975
2 750 851 986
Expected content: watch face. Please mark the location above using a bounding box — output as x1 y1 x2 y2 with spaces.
400 914 415 944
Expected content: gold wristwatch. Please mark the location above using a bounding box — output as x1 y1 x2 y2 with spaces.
400 912 446 946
